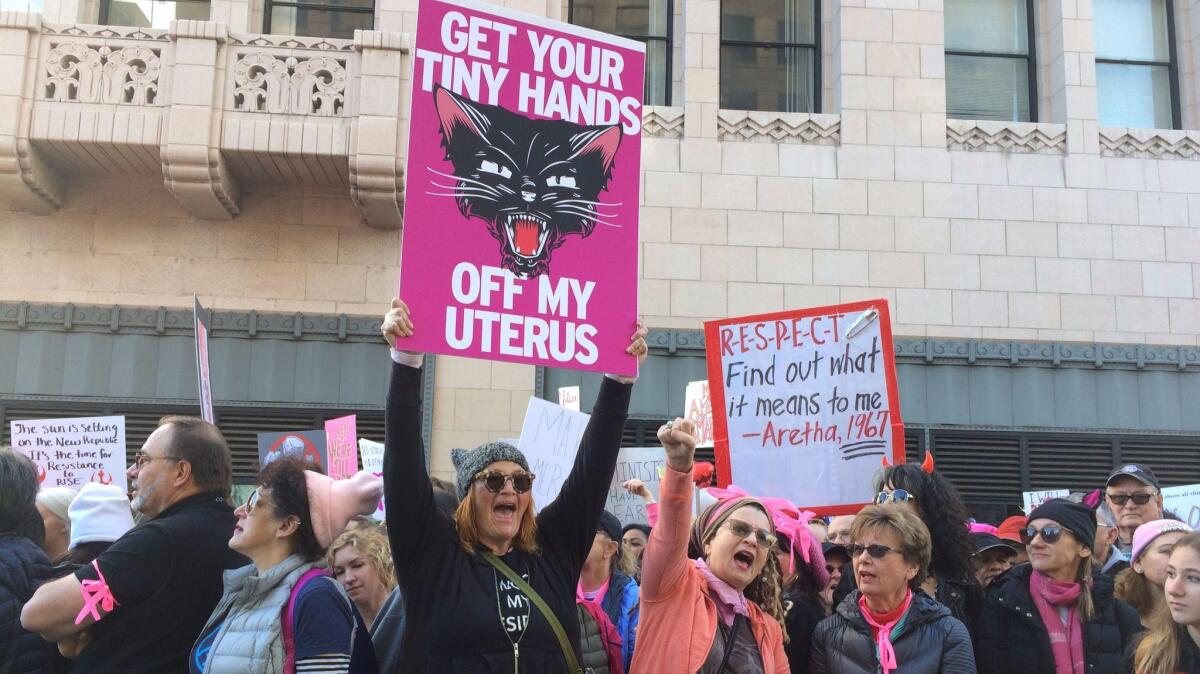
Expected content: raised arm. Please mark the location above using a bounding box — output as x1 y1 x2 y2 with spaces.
381 299 456 576
639 418 697 601
535 323 646 572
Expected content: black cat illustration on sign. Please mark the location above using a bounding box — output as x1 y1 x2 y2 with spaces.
430 85 622 279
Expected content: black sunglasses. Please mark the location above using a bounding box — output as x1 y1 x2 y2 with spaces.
1020 525 1066 545
475 470 536 494
875 489 915 505
849 543 899 559
1107 492 1155 506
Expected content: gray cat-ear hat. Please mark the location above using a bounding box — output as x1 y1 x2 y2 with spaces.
451 442 531 499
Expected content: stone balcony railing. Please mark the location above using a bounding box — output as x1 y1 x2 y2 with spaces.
0 11 409 227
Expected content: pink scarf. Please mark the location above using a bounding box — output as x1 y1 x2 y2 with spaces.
857 589 912 674
694 559 750 627
1029 570 1086 674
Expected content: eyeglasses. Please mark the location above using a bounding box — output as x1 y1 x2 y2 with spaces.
849 543 900 559
875 489 915 505
474 470 536 494
133 451 180 469
723 519 777 549
1107 492 1155 506
242 488 262 514
1020 525 1066 545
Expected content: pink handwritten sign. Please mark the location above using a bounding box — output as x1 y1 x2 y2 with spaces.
324 415 358 480
398 0 644 376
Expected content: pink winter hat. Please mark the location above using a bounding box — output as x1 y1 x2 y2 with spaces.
1131 519 1193 563
304 470 384 549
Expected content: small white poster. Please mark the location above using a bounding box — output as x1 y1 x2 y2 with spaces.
684 380 714 448
12 416 127 491
605 447 665 526
558 386 581 412
517 397 590 512
358 439 386 521
1023 488 1069 514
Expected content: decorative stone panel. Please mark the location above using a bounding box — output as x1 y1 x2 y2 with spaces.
44 42 162 105
945 120 1067 154
642 106 683 138
231 52 347 116
717 110 840 145
0 11 65 214
1099 127 1200 160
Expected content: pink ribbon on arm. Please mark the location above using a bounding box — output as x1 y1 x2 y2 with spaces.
705 485 816 575
75 559 119 625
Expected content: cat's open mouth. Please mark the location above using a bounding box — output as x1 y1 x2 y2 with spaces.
503 213 549 260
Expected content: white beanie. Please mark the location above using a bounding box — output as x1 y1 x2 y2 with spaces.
68 483 134 549
36 487 78 523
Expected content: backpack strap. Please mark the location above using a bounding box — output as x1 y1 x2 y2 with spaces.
480 550 583 674
282 567 331 674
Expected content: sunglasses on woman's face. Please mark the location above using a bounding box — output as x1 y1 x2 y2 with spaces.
1019 525 1065 545
723 519 777 549
849 543 900 559
874 489 915 505
474 470 536 494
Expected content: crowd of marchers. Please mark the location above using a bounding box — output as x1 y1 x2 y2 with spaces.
1 299 1199 674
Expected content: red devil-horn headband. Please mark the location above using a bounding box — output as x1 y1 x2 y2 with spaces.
881 452 936 474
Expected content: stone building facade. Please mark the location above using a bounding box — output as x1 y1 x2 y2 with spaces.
0 0 1197 510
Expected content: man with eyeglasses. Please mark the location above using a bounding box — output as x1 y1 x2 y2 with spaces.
1104 463 1164 562
22 416 247 673
1093 501 1129 577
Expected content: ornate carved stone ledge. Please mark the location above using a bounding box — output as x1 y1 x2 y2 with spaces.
642 106 683 138
946 120 1066 154
1099 127 1200 160
717 110 840 145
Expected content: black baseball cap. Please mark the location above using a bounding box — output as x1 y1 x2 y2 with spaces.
822 541 848 560
972 532 1018 556
1106 464 1160 490
597 511 622 542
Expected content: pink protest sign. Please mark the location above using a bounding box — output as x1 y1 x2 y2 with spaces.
324 415 358 479
399 0 644 376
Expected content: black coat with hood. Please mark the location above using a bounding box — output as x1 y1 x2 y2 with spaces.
384 360 632 673
976 563 1142 674
0 533 54 674
809 589 977 674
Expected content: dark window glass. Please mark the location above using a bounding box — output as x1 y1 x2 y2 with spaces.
570 0 673 106
719 0 819 113
1093 0 1179 129
944 0 1036 122
265 0 373 39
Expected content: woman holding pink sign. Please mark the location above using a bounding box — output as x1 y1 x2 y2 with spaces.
379 298 646 673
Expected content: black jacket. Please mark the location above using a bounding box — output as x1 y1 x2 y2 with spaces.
810 589 976 674
0 533 54 674
783 586 825 674
976 564 1143 674
384 361 631 673
834 565 983 635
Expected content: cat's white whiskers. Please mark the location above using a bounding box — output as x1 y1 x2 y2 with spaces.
426 169 501 194
426 191 499 203
557 206 620 228
558 198 623 208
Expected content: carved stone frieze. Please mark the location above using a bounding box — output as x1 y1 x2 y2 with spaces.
1099 127 1200 160
44 42 161 105
717 110 840 144
0 12 65 214
232 52 347 116
42 24 168 40
229 33 355 51
945 120 1066 153
642 106 683 138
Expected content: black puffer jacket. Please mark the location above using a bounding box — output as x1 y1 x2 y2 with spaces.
834 565 983 635
810 590 976 674
976 564 1142 674
0 533 54 674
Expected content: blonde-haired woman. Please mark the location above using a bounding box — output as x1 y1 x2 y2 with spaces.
977 499 1141 674
1116 519 1192 626
810 505 974 674
328 524 395 630
1128 532 1200 674
631 417 790 674
380 299 645 672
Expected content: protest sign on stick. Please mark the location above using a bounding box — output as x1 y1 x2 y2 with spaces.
605 447 664 526
704 300 904 516
1163 484 1200 529
685 380 714 448
558 386 580 411
11 416 127 491
397 0 645 376
257 430 328 471
325 415 358 479
1023 489 1069 514
358 439 386 520
194 296 214 423
517 397 589 512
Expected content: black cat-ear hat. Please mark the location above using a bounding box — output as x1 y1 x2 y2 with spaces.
1027 498 1097 550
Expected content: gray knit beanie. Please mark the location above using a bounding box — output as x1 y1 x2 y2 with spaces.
451 442 531 499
